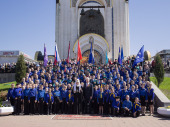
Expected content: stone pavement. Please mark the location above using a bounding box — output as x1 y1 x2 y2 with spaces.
0 114 170 127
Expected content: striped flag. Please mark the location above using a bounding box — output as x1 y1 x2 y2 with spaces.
54 43 61 65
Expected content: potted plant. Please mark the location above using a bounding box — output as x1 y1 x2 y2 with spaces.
157 106 170 117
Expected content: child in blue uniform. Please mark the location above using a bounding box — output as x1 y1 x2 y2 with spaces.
7 83 15 106
147 83 154 116
103 85 110 115
13 83 22 115
66 89 74 114
112 96 120 116
110 87 117 115
61 85 68 114
140 83 148 116
133 97 141 118
97 87 104 115
45 88 54 115
37 85 45 115
122 95 132 117
28 84 37 115
53 86 61 114
22 84 30 115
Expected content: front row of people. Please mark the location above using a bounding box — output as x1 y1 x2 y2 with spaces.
8 83 144 118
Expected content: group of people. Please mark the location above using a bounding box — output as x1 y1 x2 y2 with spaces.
0 63 16 73
7 59 154 117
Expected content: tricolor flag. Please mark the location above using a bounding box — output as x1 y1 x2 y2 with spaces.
54 42 61 65
44 44 48 67
66 41 70 63
77 39 82 64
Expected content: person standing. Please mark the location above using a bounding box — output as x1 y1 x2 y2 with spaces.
73 79 82 114
13 84 22 115
22 84 30 115
7 83 15 107
84 77 93 114
66 89 74 114
45 88 54 115
53 86 61 114
147 83 155 116
28 84 37 115
37 85 45 115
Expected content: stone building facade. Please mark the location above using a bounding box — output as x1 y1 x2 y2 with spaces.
55 0 130 63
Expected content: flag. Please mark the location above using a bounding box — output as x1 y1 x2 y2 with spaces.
121 46 124 60
118 47 122 64
132 45 144 67
54 43 61 65
88 42 95 64
106 49 108 64
77 40 82 63
44 44 48 67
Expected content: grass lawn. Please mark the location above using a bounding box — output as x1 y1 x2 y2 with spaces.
0 81 16 91
150 77 170 99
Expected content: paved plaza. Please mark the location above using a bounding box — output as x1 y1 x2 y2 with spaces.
0 114 170 127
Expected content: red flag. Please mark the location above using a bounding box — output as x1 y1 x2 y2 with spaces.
66 42 70 63
77 40 82 62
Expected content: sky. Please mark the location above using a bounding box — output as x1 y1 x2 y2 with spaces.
0 0 170 59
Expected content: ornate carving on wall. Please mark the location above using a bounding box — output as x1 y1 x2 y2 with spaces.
105 0 110 7
80 9 104 37
82 49 102 63
72 0 78 7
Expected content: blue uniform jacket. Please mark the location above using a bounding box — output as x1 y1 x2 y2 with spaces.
28 88 37 100
103 90 110 103
22 88 30 99
37 89 45 101
45 92 54 103
93 90 99 99
116 89 122 97
110 92 117 104
66 93 74 102
112 100 120 109
121 90 130 101
139 88 148 100
13 88 22 98
122 100 132 110
97 92 104 103
147 88 154 100
7 88 14 100
53 90 61 100
129 90 136 100
61 90 68 100
133 102 141 113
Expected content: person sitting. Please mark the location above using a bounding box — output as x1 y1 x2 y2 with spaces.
133 97 141 118
122 95 132 117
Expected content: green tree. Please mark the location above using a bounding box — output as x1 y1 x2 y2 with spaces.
154 54 164 87
15 55 26 83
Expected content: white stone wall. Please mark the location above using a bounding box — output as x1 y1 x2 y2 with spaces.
55 0 130 61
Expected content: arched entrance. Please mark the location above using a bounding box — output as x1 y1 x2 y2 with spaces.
80 9 104 37
82 49 102 63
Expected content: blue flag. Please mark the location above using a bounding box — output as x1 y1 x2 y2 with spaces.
118 47 122 64
121 46 124 60
106 49 108 64
88 43 95 64
44 44 48 67
132 45 144 67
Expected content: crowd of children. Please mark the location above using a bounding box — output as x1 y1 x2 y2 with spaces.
7 60 155 117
